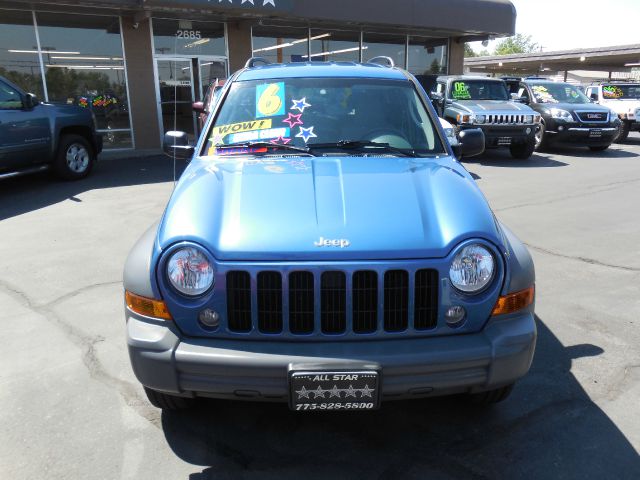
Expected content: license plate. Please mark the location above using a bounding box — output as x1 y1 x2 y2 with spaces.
590 129 602 137
289 371 379 411
497 137 512 145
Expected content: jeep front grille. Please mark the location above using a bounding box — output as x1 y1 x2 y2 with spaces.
226 271 252 332
225 269 439 336
485 114 529 125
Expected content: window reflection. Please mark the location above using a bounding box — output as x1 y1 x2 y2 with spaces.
363 33 406 68
0 9 44 98
252 26 309 64
407 37 448 75
35 12 131 148
308 30 360 62
152 19 226 56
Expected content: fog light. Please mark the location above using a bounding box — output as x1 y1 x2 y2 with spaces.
558 126 564 132
525 127 532 134
198 308 220 329
445 306 466 328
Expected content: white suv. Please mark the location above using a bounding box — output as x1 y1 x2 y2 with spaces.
585 83 640 142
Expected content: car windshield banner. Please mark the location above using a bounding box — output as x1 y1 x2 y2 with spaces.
147 0 293 11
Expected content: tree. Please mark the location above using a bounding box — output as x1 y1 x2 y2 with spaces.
493 34 539 56
464 44 477 58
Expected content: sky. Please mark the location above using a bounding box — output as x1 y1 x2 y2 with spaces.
469 0 640 53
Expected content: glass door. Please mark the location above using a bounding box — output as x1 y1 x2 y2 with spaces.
156 58 196 140
197 58 228 99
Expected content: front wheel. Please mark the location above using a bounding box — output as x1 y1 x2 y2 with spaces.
589 145 610 152
613 122 630 143
54 134 95 180
144 387 195 410
534 122 548 151
468 384 515 405
510 140 536 159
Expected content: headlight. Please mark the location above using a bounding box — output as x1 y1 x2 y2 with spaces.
610 110 620 120
449 244 495 294
166 247 215 296
549 108 573 121
525 115 534 123
475 115 486 124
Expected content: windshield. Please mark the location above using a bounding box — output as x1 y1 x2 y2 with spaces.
530 83 590 104
602 84 640 100
447 80 508 101
203 77 444 156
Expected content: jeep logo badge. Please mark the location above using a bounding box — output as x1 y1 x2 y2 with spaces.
314 236 351 248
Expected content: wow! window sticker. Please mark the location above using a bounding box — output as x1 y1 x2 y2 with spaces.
603 86 624 99
256 82 285 118
451 82 471 100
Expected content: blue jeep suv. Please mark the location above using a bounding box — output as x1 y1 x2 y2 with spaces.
123 58 536 411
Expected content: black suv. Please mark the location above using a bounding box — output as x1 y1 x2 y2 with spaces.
430 76 538 159
0 76 102 180
513 79 620 151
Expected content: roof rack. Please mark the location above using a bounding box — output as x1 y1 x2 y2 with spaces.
244 57 271 69
367 56 395 68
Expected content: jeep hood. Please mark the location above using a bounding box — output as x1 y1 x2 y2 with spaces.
452 100 534 113
157 156 501 261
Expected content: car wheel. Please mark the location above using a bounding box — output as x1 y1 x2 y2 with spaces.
613 122 630 143
509 139 536 159
143 386 195 410
468 383 514 405
54 134 95 180
534 121 548 151
589 145 610 152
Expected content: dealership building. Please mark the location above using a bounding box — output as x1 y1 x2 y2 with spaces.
0 0 516 151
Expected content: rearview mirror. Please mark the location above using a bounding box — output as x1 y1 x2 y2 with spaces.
192 101 205 113
454 128 485 158
163 131 195 160
24 93 39 109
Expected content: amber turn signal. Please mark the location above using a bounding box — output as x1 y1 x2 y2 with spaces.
492 286 535 316
125 291 172 320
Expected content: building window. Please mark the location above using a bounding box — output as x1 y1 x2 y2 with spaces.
308 29 360 62
0 9 45 99
152 19 226 56
251 25 309 64
407 37 448 75
362 33 406 68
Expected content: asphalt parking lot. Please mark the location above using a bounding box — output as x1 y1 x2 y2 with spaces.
1 135 639 479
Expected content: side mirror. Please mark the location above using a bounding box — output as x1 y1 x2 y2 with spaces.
163 131 195 160
192 101 205 113
454 128 485 158
24 93 39 109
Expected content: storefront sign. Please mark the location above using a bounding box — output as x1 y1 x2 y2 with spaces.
148 0 293 11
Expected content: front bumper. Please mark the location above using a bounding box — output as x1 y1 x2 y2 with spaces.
461 125 536 147
545 122 618 146
127 309 536 402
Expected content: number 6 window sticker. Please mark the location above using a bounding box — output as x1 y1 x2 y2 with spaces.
256 82 285 118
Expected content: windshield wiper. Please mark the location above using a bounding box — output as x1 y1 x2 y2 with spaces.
308 140 417 157
216 141 315 155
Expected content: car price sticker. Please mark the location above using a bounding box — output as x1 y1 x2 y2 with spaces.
452 82 471 100
256 82 285 118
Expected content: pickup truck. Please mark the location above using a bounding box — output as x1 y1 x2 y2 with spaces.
0 76 102 181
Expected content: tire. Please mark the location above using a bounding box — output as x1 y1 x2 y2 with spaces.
613 122 630 143
468 384 514 405
54 134 95 180
144 386 195 410
509 139 536 159
589 145 610 152
534 121 548 151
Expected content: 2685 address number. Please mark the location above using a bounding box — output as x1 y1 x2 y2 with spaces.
295 402 375 411
176 30 202 39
